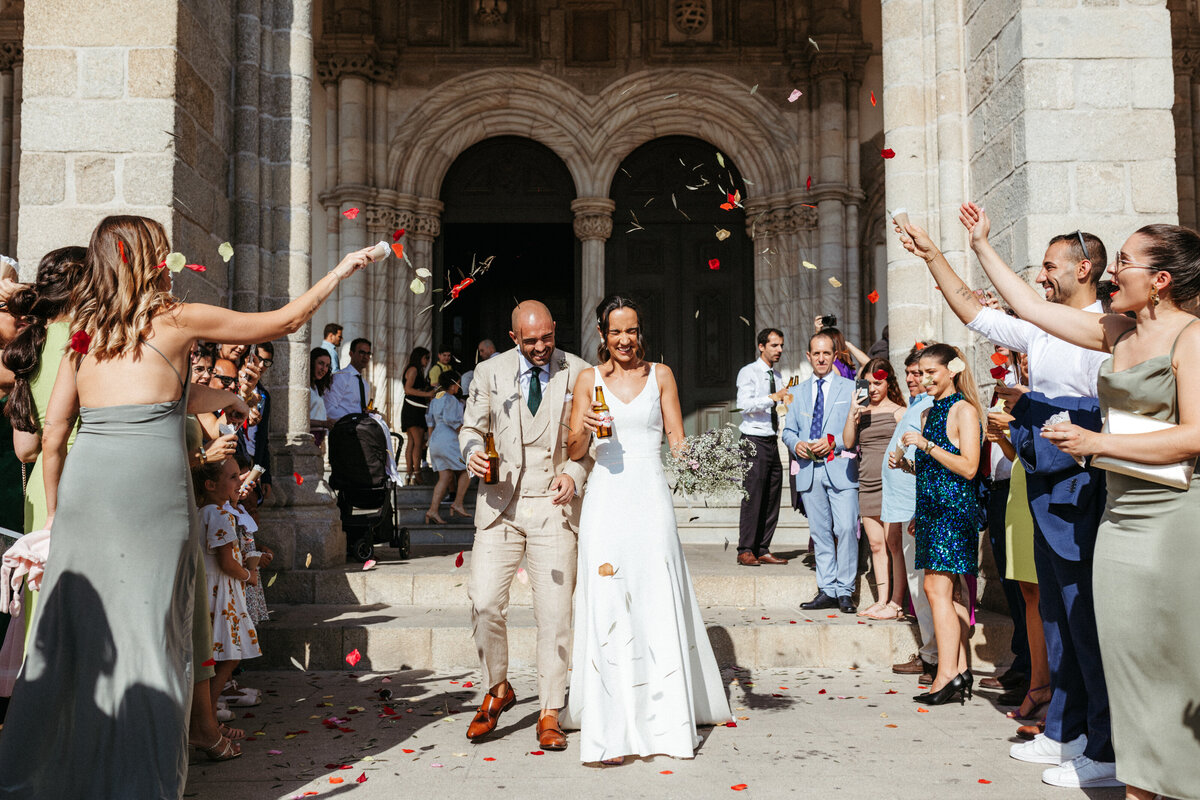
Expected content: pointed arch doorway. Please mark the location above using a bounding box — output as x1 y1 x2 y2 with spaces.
437 137 579 362
606 136 754 433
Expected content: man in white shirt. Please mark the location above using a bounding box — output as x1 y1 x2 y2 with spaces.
324 337 373 420
917 219 1116 788
734 328 792 566
320 322 343 372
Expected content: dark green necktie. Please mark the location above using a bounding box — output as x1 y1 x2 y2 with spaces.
527 367 542 415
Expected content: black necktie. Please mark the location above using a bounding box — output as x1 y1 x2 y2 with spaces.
357 375 367 412
527 367 542 415
768 370 779 433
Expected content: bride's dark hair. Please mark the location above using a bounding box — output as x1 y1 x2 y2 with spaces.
595 295 645 363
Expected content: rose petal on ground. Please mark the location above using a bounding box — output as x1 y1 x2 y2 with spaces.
362 559 376 571
725 721 737 727
294 472 304 485
356 773 367 784
455 551 464 568
463 681 474 688
345 648 362 667
978 779 992 784
342 208 359 219
732 785 749 791
330 777 344 784
402 749 415 753
530 750 544 756
483 757 496 761
660 770 673 774
818 689 827 694
917 708 930 713
885 723 898 728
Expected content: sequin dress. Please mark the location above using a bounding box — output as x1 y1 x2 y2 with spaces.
914 392 981 575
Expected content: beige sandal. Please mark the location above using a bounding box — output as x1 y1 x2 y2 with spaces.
196 734 241 762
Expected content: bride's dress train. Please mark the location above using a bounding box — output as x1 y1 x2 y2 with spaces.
562 364 731 762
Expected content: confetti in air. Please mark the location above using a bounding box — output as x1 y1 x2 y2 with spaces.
829 277 842 288
870 90 877 107
868 290 880 304
218 242 234 262
342 208 359 219
881 148 896 159
788 89 803 103
345 648 362 667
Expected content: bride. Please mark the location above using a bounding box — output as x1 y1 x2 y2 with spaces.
561 295 731 765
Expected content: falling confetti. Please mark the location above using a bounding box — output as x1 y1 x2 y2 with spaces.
870 90 877 107
516 567 529 584
164 252 186 273
716 228 731 241
218 242 234 262
455 551 464 568
990 352 1008 365
788 89 803 103
304 552 312 568
289 656 305 671
808 36 819 50
868 290 880 304
828 277 843 288
881 148 896 159
69 330 91 354
342 208 359 219
802 261 817 270
749 84 758 94
415 267 432 278
716 152 726 168
410 278 426 294
738 316 751 326
598 562 614 577
450 277 475 299
345 648 362 667
989 366 1007 380
393 228 405 241
806 175 812 191
708 258 720 270
391 242 404 259
293 472 304 485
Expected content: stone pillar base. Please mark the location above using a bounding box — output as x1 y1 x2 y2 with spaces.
257 442 345 571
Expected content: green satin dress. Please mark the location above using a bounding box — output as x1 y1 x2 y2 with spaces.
1094 322 1200 799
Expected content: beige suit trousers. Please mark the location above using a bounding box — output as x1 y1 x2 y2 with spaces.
468 494 578 710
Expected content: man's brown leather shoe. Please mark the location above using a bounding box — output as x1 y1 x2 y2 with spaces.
892 655 932 675
756 552 788 565
536 715 568 751
737 552 760 566
466 685 516 740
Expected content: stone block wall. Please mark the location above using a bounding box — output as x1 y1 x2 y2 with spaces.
967 0 1178 273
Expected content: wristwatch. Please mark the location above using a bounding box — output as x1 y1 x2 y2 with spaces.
923 440 935 454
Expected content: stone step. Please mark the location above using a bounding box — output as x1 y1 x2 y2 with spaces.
255 602 1012 672
270 545 826 607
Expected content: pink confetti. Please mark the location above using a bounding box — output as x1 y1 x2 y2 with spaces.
362 559 377 571
343 208 359 219
345 648 362 667
788 89 802 103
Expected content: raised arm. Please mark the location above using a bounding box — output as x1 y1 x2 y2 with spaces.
173 246 374 344
955 203 1124 352
894 219 985 326
842 401 863 450
187 382 250 419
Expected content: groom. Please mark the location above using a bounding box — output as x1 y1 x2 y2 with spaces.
459 300 593 752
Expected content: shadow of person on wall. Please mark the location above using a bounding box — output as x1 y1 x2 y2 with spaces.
0 571 188 798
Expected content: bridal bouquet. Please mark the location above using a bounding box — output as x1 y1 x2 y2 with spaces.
665 427 755 499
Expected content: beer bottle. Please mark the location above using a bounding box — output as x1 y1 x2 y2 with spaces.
593 387 613 439
483 432 500 485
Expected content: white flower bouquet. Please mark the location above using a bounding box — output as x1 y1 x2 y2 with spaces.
664 427 755 499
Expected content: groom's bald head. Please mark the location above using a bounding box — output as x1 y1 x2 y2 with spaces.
510 300 556 366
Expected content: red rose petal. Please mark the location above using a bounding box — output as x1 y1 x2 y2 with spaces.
455 551 464 568
393 228 405 241
760 616 769 620
342 207 359 219
184 263 207 272
870 90 877 107
725 721 737 727
530 750 544 755
990 365 1008 380
868 290 880 304
708 258 720 270
881 148 896 159
660 770 673 774
293 472 304 485
872 369 888 381
806 175 812 191
69 330 91 355
885 690 898 694
403 749 415 753
201 658 215 667
483 757 496 762
990 352 1008 365
731 785 748 791
978 779 992 784
720 202 734 211
818 689 827 694
345 648 362 667
356 773 367 784
118 240 127 263
463 681 473 688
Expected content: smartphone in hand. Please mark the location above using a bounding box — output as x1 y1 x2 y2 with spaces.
854 378 870 405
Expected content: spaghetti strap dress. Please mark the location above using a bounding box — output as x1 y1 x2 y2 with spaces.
1093 321 1200 799
0 342 199 800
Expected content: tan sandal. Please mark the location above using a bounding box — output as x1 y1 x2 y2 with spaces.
857 602 883 618
196 734 242 762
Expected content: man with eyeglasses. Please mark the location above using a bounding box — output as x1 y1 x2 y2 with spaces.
324 337 374 420
911 206 1116 788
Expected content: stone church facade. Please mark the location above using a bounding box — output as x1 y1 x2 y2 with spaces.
0 0 1190 563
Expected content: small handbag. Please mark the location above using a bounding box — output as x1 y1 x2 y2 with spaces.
1092 407 1195 490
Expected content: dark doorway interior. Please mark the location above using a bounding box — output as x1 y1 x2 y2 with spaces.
437 136 577 369
607 136 754 433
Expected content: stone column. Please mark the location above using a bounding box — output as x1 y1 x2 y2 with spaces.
571 197 614 360
814 63 848 320
0 41 19 257
336 73 368 334
407 200 441 355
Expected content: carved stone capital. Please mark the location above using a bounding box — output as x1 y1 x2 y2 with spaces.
571 197 615 241
744 200 818 238
0 42 22 72
799 42 871 84
315 38 394 85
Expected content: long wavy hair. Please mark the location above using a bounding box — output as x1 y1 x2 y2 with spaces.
918 343 985 421
595 295 645 363
861 357 907 407
2 246 88 432
71 215 176 362
309 347 333 395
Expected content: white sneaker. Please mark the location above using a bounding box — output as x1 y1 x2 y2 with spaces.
1010 733 1087 765
1042 755 1122 788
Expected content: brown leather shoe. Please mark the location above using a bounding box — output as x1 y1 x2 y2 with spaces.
536 715 568 751
892 655 933 675
756 552 789 565
737 552 760 566
466 685 516 740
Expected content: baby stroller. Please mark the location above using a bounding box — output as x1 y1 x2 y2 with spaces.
328 413 405 561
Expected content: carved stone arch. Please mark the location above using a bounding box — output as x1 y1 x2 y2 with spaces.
592 69 798 200
386 69 594 200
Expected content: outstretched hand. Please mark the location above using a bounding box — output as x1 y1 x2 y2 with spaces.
958 202 991 249
894 221 940 263
332 247 374 281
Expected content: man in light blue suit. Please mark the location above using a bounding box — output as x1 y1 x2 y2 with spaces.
782 332 860 613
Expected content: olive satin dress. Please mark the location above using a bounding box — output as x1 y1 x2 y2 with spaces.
1093 323 1200 799
0 345 198 799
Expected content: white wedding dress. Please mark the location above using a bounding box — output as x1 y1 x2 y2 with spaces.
562 364 731 762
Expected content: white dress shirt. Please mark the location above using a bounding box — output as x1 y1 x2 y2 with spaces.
967 301 1110 398
736 358 784 436
319 340 340 372
517 351 551 403
324 365 368 420
809 370 833 410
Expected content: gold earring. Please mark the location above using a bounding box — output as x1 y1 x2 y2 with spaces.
1150 285 1160 307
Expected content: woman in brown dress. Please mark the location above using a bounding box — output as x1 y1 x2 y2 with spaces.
843 358 907 619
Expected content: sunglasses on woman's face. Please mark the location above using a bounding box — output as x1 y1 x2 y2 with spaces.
212 374 238 388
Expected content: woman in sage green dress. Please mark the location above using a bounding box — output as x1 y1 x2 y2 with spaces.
956 206 1200 799
0 216 377 800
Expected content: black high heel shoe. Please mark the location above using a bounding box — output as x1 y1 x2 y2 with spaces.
913 673 969 705
961 669 974 699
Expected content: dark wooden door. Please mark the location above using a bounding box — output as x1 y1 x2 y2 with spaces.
607 137 753 433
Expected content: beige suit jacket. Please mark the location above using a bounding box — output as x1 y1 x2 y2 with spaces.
459 347 593 530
